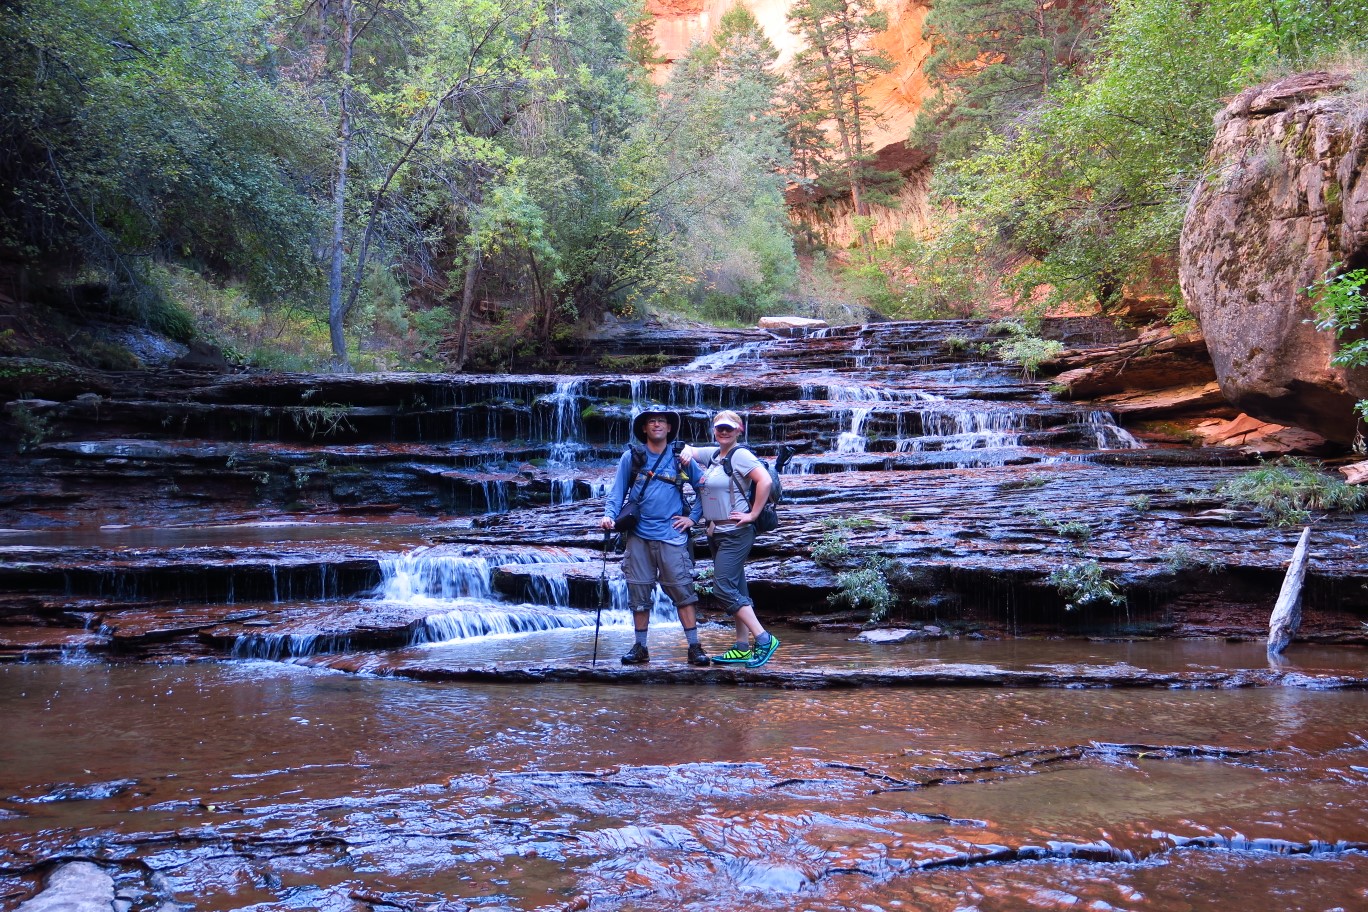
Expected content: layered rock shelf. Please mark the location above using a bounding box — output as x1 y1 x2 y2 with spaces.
2 316 1366 668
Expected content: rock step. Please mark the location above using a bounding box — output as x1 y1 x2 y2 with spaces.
295 653 1368 691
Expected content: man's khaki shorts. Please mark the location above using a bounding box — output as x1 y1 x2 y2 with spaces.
623 535 696 608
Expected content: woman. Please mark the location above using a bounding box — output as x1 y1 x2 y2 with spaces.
683 410 780 668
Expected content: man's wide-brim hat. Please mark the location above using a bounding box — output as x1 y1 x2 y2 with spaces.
632 409 681 443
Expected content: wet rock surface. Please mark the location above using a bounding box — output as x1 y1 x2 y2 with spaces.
3 317 1367 667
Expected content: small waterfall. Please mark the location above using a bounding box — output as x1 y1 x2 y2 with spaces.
544 379 589 467
836 407 873 455
376 546 577 602
551 477 578 506
415 606 613 644
1084 411 1145 449
233 633 351 660
481 480 509 513
912 407 1025 451
829 385 894 455
674 341 768 372
371 545 680 646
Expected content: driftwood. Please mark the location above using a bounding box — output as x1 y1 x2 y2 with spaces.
1267 526 1312 655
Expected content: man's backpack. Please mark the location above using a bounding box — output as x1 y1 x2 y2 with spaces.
719 445 789 533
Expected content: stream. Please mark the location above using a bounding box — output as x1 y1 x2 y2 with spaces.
3 319 1368 909
3 659 1368 911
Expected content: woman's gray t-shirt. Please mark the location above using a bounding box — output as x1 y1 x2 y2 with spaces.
695 445 762 530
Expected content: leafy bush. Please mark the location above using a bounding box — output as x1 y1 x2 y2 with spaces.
1049 560 1125 611
7 401 53 452
997 335 1064 378
1307 264 1368 425
811 530 852 566
830 560 895 623
1162 544 1225 574
1218 457 1368 526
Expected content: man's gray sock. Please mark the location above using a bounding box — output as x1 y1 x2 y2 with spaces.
635 629 650 648
683 626 700 646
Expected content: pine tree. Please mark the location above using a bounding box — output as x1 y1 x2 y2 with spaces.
916 0 1107 162
786 0 895 250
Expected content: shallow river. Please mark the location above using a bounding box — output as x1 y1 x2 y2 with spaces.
3 642 1367 911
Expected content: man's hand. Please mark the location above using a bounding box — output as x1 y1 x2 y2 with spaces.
671 515 694 531
599 516 615 531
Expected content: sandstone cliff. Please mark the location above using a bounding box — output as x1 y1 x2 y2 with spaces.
1180 72 1368 445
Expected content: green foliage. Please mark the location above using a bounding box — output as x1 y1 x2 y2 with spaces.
1162 544 1226 574
811 530 853 566
990 322 1063 376
1128 494 1152 512
291 405 356 440
1307 264 1368 424
7 401 53 452
1166 302 1200 334
646 6 797 320
918 0 1108 162
915 0 1368 319
597 353 673 372
1049 560 1125 611
786 0 897 251
1218 457 1368 526
1029 509 1092 540
999 475 1051 491
0 0 326 304
830 556 895 622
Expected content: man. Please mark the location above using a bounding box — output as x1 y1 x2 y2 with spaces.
600 408 710 666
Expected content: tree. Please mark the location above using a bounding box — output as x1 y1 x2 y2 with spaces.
0 0 324 306
651 6 797 319
916 0 1107 163
290 0 548 368
919 0 1368 315
786 0 895 251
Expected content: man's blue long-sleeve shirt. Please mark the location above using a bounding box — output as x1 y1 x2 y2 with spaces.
603 447 702 546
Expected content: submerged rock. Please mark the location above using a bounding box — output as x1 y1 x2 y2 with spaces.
16 862 114 912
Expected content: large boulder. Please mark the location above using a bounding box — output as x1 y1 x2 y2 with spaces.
1179 71 1368 445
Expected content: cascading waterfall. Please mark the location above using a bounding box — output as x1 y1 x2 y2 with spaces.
544 380 589 505
827 385 944 455
372 545 675 646
909 407 1025 452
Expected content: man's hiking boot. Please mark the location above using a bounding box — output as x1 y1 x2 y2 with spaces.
687 643 711 667
746 635 780 669
712 645 752 665
621 643 649 665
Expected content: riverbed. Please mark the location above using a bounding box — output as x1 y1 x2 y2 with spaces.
3 649 1366 910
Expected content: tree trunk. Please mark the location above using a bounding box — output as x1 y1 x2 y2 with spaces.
327 0 356 372
454 245 481 371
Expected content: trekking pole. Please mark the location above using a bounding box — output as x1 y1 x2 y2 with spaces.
593 529 610 666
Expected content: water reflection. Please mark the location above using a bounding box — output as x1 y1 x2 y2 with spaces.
2 663 1367 910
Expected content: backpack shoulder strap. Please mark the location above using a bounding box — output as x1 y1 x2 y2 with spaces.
625 443 647 489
